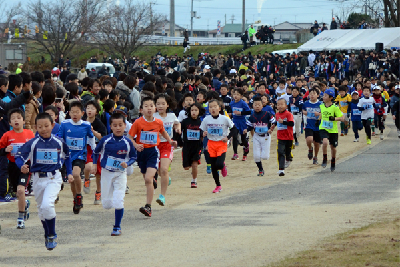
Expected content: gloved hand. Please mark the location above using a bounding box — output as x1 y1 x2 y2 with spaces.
329 116 335 121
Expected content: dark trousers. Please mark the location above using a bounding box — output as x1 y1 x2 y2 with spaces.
242 42 247 50
352 121 363 139
374 114 385 132
0 156 9 196
232 127 249 155
277 139 293 170
362 119 372 139
210 153 226 186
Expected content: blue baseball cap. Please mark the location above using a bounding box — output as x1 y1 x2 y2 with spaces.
114 105 127 115
324 89 335 98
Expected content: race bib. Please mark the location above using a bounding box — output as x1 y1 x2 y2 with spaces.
36 148 58 164
187 130 200 140
66 137 84 150
140 131 158 145
375 103 381 108
291 105 299 113
340 101 348 107
307 112 317 119
255 126 268 134
208 126 223 136
105 156 124 172
353 109 361 115
165 126 173 137
363 104 373 110
277 122 287 130
232 107 243 112
11 143 23 157
322 120 333 129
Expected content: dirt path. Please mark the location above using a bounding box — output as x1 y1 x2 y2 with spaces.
0 123 398 267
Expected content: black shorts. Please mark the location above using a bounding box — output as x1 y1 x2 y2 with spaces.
304 128 321 143
8 161 30 189
319 129 338 147
72 159 86 170
182 143 202 168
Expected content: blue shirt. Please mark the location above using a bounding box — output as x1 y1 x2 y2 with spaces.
15 134 72 176
347 101 362 121
92 134 137 172
230 99 250 122
302 100 322 131
57 119 95 161
247 110 276 135
288 95 304 114
262 105 275 115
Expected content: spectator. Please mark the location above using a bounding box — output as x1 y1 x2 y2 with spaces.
78 65 88 81
330 18 337 30
241 31 249 51
81 78 101 107
25 81 41 132
15 63 23 75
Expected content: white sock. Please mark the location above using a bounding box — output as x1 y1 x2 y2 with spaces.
192 178 197 183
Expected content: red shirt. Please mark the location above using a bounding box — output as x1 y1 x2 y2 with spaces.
276 110 294 141
129 117 165 148
0 129 35 162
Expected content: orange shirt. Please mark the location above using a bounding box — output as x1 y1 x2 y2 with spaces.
0 129 35 162
128 117 165 148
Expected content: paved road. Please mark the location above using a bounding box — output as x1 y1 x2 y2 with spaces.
1 125 399 267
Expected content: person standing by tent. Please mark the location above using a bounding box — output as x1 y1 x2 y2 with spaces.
312 20 319 36
241 31 249 51
249 25 256 46
330 18 337 30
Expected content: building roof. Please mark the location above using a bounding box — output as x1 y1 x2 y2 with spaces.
209 23 251 34
156 20 186 31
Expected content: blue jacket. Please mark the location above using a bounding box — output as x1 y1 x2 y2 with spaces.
212 77 222 92
347 100 362 121
15 134 72 176
92 134 136 172
246 110 276 135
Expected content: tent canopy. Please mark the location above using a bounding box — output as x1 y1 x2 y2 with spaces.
298 28 400 52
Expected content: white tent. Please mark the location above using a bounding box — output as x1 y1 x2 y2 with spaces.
298 28 400 51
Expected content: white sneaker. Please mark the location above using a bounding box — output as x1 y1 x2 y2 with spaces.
284 160 291 168
278 170 285 176
353 138 359 142
125 186 129 194
380 133 383 140
17 219 25 229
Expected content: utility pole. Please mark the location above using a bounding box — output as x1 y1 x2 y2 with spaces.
225 14 227 25
170 0 175 37
242 0 245 33
190 0 194 37
150 2 153 36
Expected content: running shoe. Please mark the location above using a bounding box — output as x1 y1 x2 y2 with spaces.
295 142 299 146
94 192 101 205
125 186 130 194
340 133 344 136
73 195 83 214
55 195 59 204
46 235 57 250
90 174 95 178
321 160 328 168
191 182 197 188
221 164 228 177
111 226 121 236
367 138 371 145
139 205 151 217
0 193 16 202
168 177 171 186
243 145 250 154
353 138 359 142
331 165 335 172
257 170 264 176
231 154 239 160
153 178 157 189
206 164 212 174
308 149 313 160
344 132 347 136
156 194 165 206
278 170 285 176
312 157 318 165
212 186 222 193
380 133 383 140
17 218 25 229
284 160 291 168
24 200 30 221
83 180 90 194
242 155 247 161
372 132 375 136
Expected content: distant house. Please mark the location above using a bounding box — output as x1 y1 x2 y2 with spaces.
273 21 328 43
208 23 251 38
153 20 186 37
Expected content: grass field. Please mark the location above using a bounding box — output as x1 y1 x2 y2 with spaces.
267 219 400 267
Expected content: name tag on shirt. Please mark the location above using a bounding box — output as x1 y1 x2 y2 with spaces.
307 112 317 119
375 103 381 108
255 126 268 134
140 131 157 145
353 109 361 115
66 137 84 150
232 107 243 112
208 126 223 136
291 105 299 113
322 120 333 129
105 156 124 172
340 101 348 107
11 143 23 157
187 130 200 140
36 148 58 164
277 122 287 130
363 104 373 110
165 126 173 137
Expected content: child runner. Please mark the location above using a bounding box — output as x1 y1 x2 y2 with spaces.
153 94 181 206
91 113 136 236
317 89 344 171
230 88 251 161
0 109 34 229
200 100 236 193
275 98 294 176
15 113 74 250
128 97 177 217
335 85 352 136
358 86 375 145
288 87 303 146
246 97 276 176
57 101 95 214
83 100 107 204
302 88 322 164
181 103 205 188
347 91 363 142
372 86 387 140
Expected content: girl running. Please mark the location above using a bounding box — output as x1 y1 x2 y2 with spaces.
154 94 181 206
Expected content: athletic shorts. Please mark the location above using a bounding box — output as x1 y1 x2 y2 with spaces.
72 159 86 170
233 120 247 134
304 128 321 143
158 142 174 161
343 113 350 122
8 161 30 188
137 146 160 174
207 140 228 158
86 145 93 164
319 129 338 147
182 143 202 168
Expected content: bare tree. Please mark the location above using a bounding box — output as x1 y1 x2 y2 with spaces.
0 1 22 43
383 0 399 27
94 0 166 58
25 0 106 63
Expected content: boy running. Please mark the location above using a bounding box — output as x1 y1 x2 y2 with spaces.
358 87 375 145
347 91 363 142
372 86 387 140
335 85 352 136
288 87 303 146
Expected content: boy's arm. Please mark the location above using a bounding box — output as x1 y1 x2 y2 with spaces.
57 123 64 138
15 141 32 169
62 141 73 176
92 139 105 164
126 140 137 166
87 125 96 151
